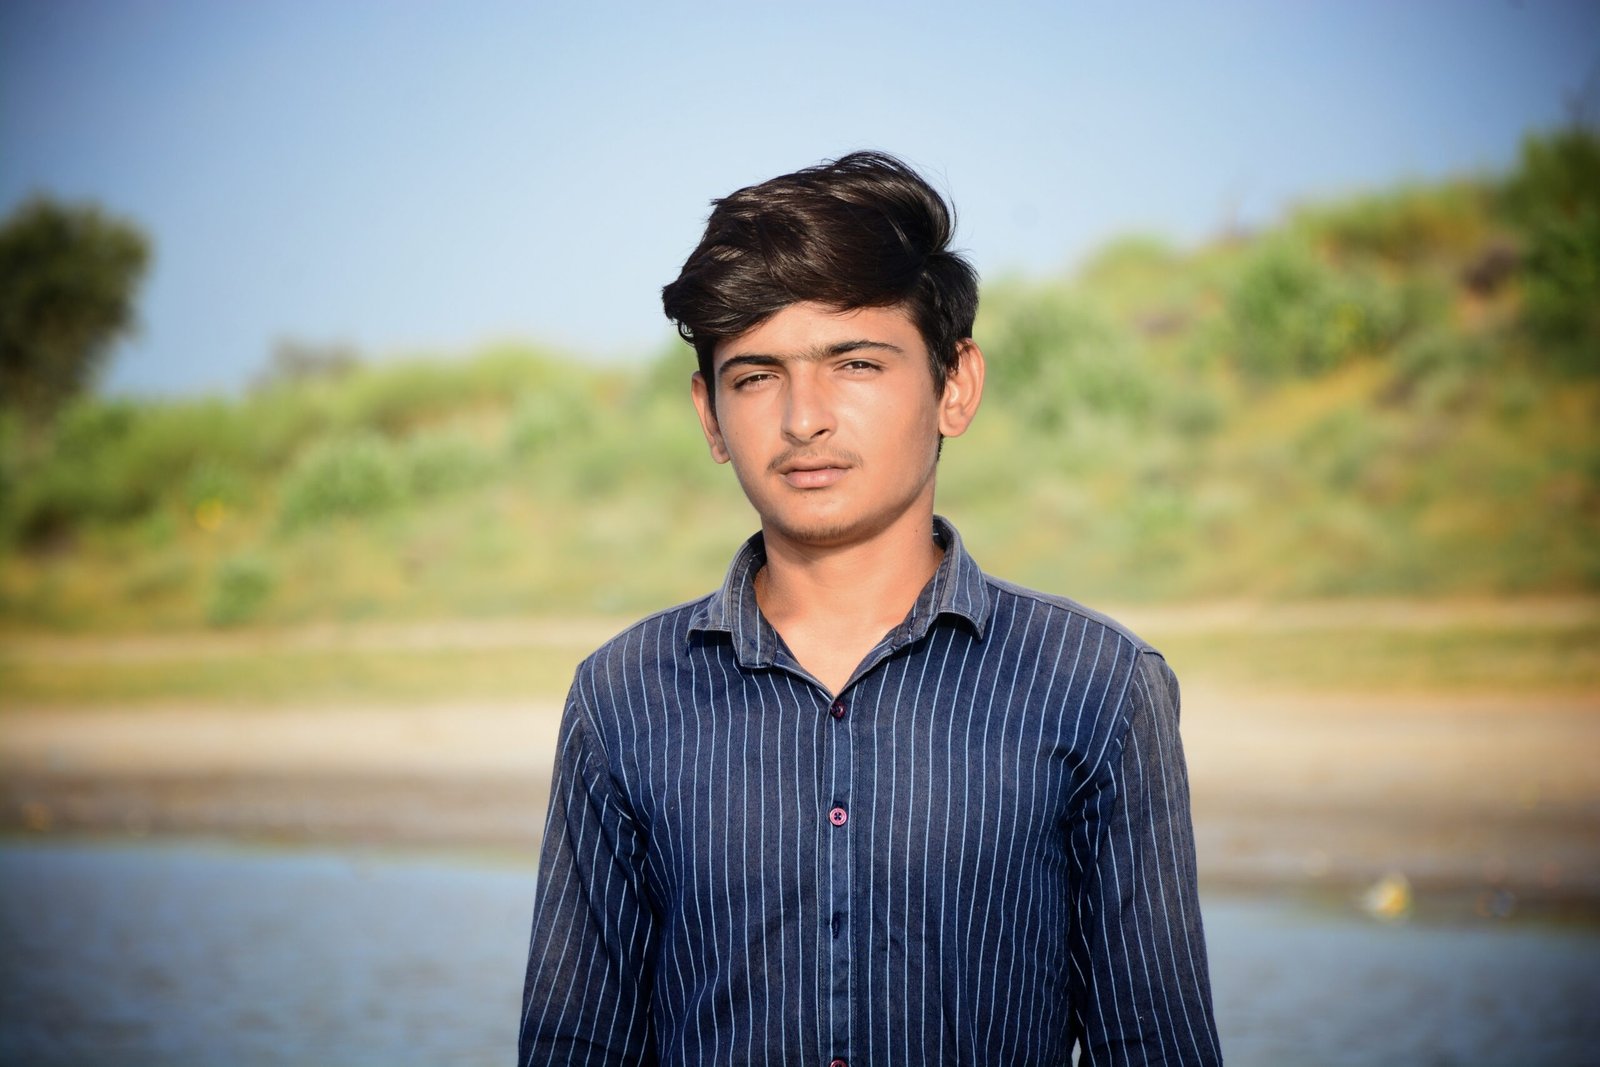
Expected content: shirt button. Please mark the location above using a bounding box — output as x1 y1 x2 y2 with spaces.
830 1060 848 1067
828 806 848 827
828 699 847 720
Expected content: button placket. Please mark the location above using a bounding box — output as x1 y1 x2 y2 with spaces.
822 690 854 1060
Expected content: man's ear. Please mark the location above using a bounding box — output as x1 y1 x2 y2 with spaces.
937 339 985 439
690 372 731 464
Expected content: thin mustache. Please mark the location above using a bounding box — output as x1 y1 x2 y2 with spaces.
768 447 864 475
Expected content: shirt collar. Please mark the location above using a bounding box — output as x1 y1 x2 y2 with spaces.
688 515 993 669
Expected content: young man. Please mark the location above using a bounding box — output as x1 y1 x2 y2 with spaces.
519 152 1222 1066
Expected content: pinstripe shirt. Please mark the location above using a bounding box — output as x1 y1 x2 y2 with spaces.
520 517 1222 1065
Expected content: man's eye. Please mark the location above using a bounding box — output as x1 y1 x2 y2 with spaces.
842 360 879 372
732 372 774 389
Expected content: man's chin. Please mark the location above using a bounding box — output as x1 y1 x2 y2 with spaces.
758 500 922 551
758 510 869 550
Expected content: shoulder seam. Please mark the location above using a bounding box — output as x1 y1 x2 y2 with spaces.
983 575 1158 654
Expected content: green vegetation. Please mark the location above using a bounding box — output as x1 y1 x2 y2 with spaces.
0 197 151 424
2 129 1597 637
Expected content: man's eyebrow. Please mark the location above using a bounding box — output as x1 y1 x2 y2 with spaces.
716 339 903 380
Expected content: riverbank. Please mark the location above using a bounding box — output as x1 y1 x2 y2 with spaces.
3 682 1596 914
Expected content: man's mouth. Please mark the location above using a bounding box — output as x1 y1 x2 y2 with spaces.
780 465 848 489
773 453 857 490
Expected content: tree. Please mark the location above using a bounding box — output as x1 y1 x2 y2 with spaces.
0 197 151 421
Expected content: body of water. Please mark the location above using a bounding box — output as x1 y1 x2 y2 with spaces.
2 839 1597 1065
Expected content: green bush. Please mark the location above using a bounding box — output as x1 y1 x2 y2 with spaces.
184 459 247 510
207 554 276 627
278 433 408 529
4 400 155 543
979 285 1151 429
50 397 141 459
507 384 594 458
6 398 281 544
404 430 495 497
7 458 135 544
1225 239 1411 382
1519 210 1600 375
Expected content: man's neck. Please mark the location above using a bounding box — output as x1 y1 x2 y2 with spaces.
753 510 944 690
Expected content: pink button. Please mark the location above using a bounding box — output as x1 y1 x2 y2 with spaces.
828 806 848 827
830 1059 848 1067
828 699 847 720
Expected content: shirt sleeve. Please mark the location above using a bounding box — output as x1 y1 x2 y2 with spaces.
1069 650 1224 1065
518 685 658 1066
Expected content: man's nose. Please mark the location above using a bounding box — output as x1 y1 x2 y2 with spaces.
781 372 835 443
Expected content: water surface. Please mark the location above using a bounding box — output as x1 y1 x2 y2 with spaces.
2 839 1596 1065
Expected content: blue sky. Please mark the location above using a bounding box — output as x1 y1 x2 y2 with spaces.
3 1 1597 396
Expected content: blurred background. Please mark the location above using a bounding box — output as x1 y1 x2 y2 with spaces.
1 2 1597 1064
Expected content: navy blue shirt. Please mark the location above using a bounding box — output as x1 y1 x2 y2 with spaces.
520 518 1222 1065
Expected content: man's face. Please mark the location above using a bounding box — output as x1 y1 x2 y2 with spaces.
691 302 983 551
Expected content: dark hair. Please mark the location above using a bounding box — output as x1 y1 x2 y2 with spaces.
661 151 979 399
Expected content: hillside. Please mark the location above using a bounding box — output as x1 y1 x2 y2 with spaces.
2 129 1595 634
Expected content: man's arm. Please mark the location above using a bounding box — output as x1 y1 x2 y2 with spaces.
1069 650 1223 1065
518 687 657 1066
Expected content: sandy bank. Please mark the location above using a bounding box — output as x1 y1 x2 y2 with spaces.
3 687 1597 905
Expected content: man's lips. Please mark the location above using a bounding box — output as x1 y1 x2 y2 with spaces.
771 451 860 490
780 465 848 489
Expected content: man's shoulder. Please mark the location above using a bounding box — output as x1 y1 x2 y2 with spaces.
573 593 717 678
978 576 1179 730
980 574 1160 659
